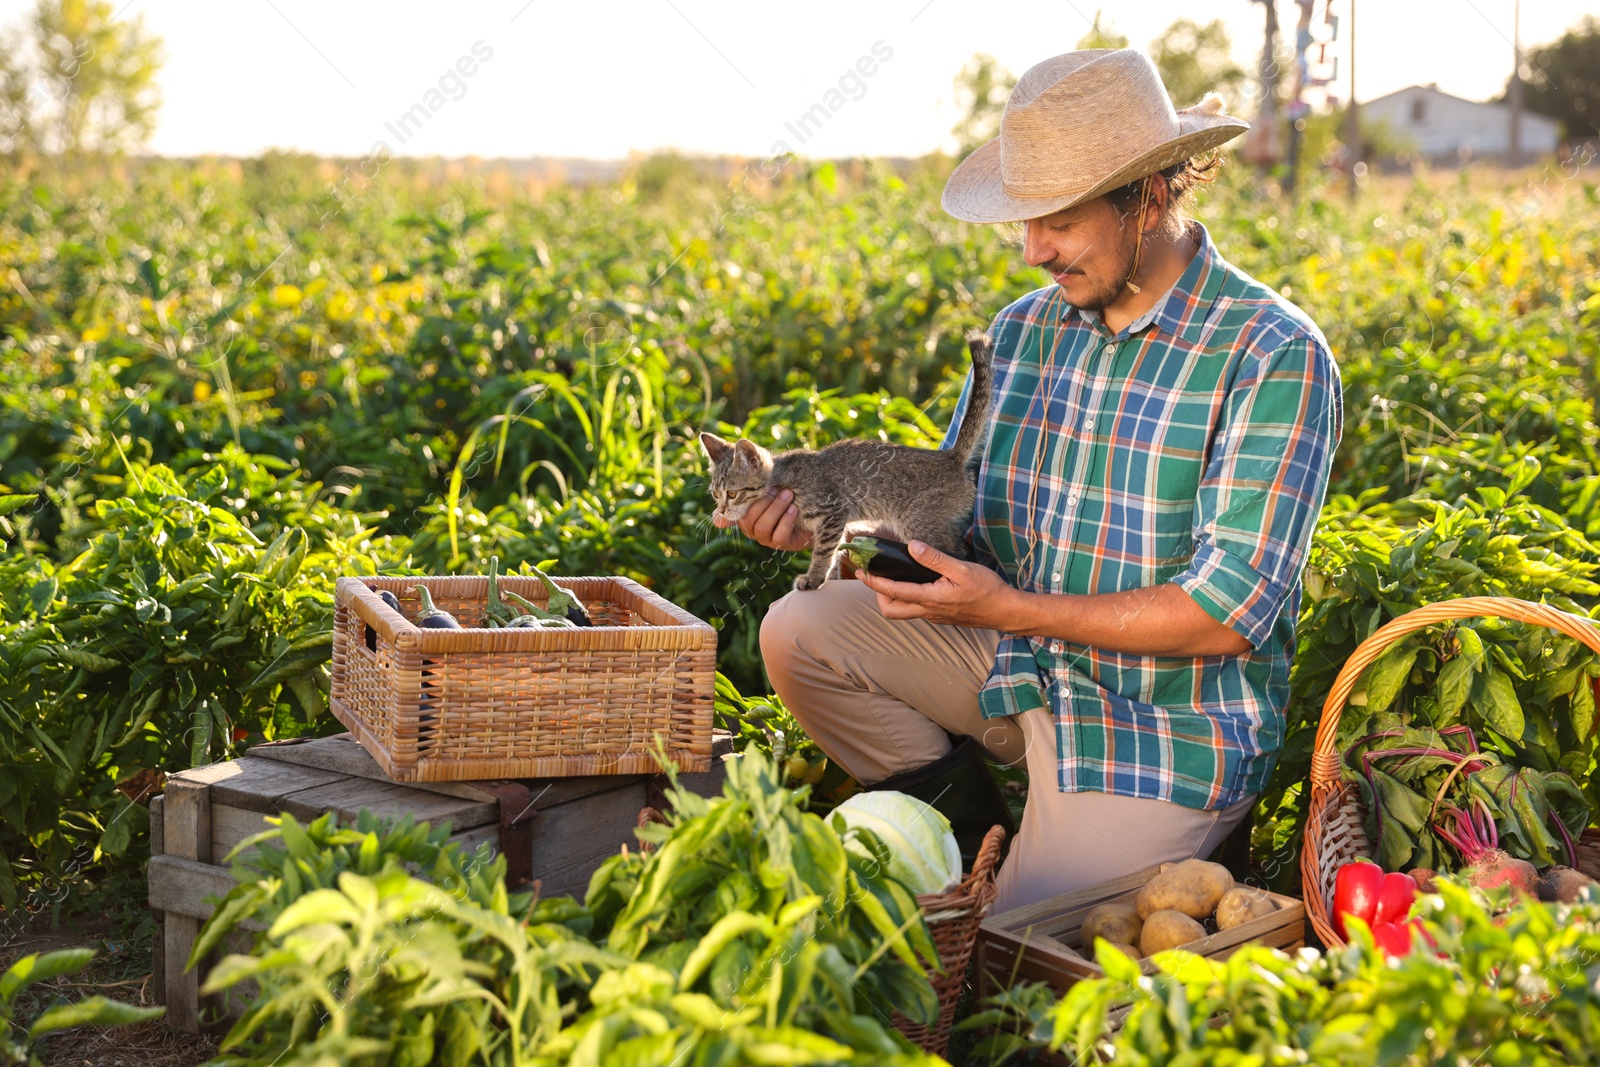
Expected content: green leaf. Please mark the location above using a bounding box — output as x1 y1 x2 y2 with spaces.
0 949 95 1000
28 576 57 614
188 886 267 968
1365 643 1419 715
1435 654 1476 723
60 647 120 671
134 596 170 624
0 493 37 516
99 802 135 857
1476 668 1527 741
1506 455 1541 496
27 997 164 1037
188 701 212 767
268 887 364 935
1571 675 1596 742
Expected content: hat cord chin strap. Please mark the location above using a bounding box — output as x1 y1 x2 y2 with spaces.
1123 175 1154 295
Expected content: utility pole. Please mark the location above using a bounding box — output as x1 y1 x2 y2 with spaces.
1344 0 1358 200
1509 0 1524 167
1242 0 1282 175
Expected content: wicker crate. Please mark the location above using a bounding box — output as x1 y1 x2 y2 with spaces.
975 863 1306 1002
332 575 716 782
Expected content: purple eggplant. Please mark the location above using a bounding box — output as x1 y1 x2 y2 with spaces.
412 585 461 629
843 537 943 584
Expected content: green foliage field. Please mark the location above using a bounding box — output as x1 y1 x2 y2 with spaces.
2 151 1599 909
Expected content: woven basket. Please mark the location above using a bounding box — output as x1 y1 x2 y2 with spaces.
330 575 716 782
1300 596 1600 947
893 823 1007 1059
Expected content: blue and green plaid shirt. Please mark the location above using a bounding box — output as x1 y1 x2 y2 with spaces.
942 223 1342 810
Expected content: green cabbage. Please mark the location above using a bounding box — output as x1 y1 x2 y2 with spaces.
830 791 962 896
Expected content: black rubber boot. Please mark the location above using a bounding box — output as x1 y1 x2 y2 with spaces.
868 735 1017 869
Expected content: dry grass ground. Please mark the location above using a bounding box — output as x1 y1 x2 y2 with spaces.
2 918 216 1067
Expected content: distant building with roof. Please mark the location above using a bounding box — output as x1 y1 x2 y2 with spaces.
1362 84 1561 164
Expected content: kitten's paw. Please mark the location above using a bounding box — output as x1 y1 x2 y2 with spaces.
793 575 821 592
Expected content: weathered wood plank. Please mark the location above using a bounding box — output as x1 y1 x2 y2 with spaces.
210 927 262 1023
148 854 253 924
525 779 650 899
211 804 277 860
206 756 347 813
163 780 214 864
250 734 502 804
448 824 501 863
162 915 201 1033
151 913 164 1001
150 794 164 858
671 756 730 804
278 776 498 830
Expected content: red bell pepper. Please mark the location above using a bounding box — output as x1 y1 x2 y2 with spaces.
1371 917 1437 961
1373 871 1420 925
1370 920 1413 960
1409 918 1441 954
1333 860 1385 940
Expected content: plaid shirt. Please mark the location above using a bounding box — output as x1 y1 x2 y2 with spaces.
942 224 1342 810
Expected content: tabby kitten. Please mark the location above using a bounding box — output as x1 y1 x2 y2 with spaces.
700 332 994 592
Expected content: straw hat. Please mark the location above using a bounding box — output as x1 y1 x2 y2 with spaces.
942 49 1249 224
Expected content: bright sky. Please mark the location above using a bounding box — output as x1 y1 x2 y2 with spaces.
2 0 1595 158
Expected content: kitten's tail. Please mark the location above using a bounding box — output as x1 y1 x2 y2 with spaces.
950 330 994 471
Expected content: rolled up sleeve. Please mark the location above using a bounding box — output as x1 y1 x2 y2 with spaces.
1172 331 1342 648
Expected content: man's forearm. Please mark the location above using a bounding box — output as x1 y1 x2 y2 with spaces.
1001 582 1252 657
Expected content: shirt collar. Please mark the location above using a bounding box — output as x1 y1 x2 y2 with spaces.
1073 221 1225 344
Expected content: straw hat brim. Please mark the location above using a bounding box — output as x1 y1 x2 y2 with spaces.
941 113 1249 224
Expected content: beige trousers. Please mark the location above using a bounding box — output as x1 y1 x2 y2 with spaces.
760 579 1256 913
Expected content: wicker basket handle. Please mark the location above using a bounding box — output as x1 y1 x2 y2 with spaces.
967 824 1007 888
1308 596 1600 792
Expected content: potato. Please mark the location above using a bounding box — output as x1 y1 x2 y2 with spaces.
1101 940 1143 961
1135 860 1235 919
1215 886 1278 930
1080 902 1143 949
1139 909 1207 956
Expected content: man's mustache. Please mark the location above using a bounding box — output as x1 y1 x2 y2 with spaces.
1039 247 1093 275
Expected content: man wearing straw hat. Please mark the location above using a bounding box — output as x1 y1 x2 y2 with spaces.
742 49 1342 910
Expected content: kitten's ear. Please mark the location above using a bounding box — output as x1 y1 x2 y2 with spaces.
734 438 765 463
699 432 732 462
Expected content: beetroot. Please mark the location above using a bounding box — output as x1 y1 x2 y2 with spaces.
1435 798 1538 900
1537 865 1597 903
1463 850 1538 899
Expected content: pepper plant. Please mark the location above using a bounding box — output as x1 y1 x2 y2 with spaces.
965 880 1600 1065
0 456 376 906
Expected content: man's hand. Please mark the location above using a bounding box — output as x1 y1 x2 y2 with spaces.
712 488 812 551
855 539 1019 630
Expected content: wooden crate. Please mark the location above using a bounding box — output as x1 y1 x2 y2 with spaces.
975 864 1307 1002
149 730 732 1033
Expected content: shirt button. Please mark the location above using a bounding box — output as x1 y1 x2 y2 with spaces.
1052 573 1061 582
1067 493 1080 506
1084 417 1095 430
1103 343 1117 356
